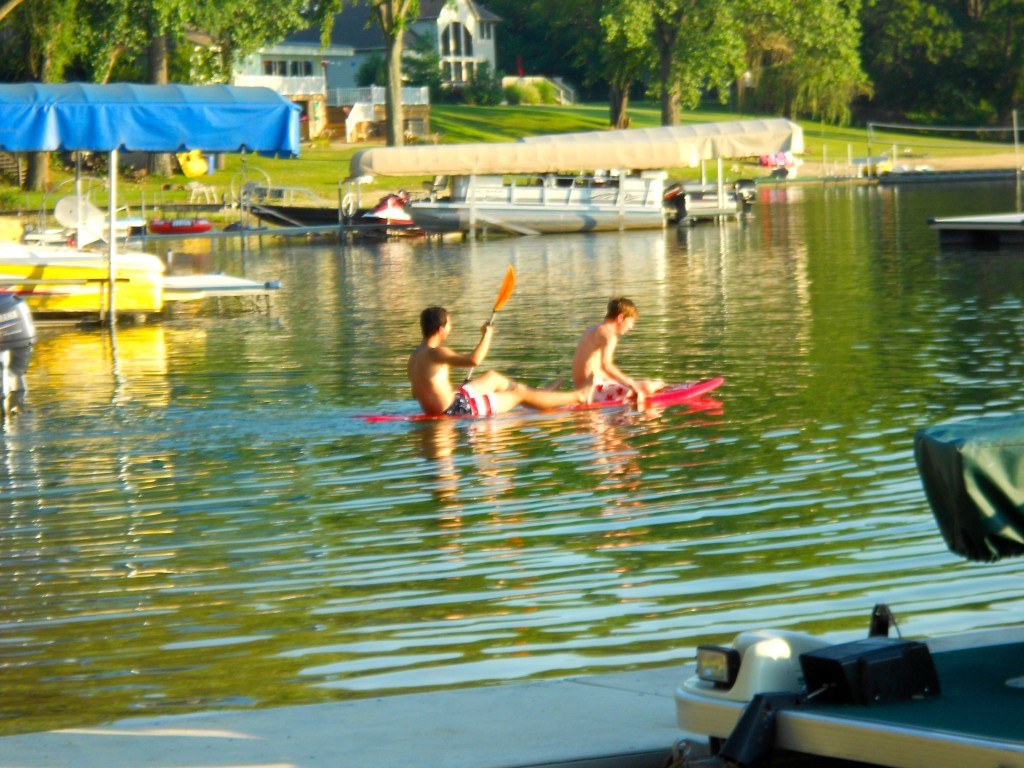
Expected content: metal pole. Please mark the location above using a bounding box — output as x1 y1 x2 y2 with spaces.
1014 110 1021 212
107 149 118 326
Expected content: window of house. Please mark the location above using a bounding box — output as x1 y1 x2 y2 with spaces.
454 61 463 82
452 22 463 55
441 25 451 55
303 61 313 76
480 22 491 40
275 61 287 76
290 61 302 76
443 61 452 80
464 27 473 56
264 60 274 75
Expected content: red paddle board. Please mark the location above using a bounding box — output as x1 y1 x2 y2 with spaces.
360 377 724 423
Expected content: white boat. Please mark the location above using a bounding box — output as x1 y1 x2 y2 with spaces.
346 119 803 237
412 170 670 235
673 413 1024 768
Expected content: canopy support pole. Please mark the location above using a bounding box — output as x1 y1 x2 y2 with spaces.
106 149 118 326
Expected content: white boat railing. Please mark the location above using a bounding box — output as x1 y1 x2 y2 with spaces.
455 174 663 209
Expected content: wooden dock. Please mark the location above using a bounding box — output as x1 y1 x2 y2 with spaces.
927 212 1024 247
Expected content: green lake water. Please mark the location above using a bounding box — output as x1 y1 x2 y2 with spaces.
2 180 1024 735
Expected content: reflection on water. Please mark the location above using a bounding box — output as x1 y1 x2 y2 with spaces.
2 181 1024 734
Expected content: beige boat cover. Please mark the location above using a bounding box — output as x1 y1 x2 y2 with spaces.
521 118 804 160
348 118 803 178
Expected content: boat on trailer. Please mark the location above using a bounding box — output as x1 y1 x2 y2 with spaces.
673 413 1024 768
346 119 803 237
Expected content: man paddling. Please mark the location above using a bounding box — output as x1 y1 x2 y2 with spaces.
410 306 594 417
572 297 665 408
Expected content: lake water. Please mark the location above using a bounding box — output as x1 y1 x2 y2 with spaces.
3 180 1024 735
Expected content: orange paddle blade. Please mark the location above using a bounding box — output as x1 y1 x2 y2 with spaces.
493 266 516 312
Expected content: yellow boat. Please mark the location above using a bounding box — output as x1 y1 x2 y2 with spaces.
0 241 165 315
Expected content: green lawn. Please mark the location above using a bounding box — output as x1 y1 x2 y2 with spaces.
1 102 1015 217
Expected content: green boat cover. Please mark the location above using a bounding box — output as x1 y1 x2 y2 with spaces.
915 415 1024 562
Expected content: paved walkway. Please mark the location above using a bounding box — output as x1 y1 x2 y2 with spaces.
0 667 700 768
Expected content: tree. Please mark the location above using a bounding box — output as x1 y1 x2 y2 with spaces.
404 30 444 102
740 0 871 124
957 0 1024 125
6 0 83 189
600 0 654 128
368 0 420 147
0 0 26 23
859 0 959 118
858 0 1022 125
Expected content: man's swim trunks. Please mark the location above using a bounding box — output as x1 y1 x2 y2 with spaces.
443 384 499 417
590 382 633 403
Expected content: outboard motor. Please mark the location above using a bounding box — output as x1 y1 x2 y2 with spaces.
0 294 36 416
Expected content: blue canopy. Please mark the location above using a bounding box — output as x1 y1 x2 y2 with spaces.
0 82 300 156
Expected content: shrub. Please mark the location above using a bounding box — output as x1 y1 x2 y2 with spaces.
536 80 559 105
505 83 541 106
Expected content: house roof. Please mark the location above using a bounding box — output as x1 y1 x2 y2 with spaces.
282 0 499 52
418 0 501 22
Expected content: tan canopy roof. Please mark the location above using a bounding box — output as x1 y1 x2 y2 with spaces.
348 118 803 179
521 118 804 160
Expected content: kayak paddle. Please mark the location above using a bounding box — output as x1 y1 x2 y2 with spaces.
463 265 515 383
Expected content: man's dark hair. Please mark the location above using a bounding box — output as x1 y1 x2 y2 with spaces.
420 306 449 337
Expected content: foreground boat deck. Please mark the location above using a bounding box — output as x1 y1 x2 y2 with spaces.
676 628 1024 768
0 667 692 768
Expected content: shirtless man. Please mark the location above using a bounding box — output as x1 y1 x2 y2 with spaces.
410 306 593 417
572 297 665 408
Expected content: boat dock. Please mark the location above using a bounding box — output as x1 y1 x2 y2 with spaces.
879 169 1019 185
927 212 1024 247
0 667 700 768
163 273 280 311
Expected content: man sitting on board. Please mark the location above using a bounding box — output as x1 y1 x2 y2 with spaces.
410 306 594 417
572 297 666 409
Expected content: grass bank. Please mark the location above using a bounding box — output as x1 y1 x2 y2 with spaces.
1 103 1017 218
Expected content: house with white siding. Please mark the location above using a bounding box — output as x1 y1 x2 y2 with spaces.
232 0 501 141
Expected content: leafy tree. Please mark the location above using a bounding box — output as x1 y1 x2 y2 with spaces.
740 0 871 124
367 0 420 146
192 0 307 83
0 0 25 23
958 0 1024 124
860 0 959 117
403 29 444 101
858 0 1022 125
357 52 386 87
648 0 743 124
463 61 503 106
600 0 655 127
3 0 83 189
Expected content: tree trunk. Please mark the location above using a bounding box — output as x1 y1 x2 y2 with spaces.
385 26 405 147
26 152 48 191
654 20 681 126
658 46 682 125
609 84 631 129
148 34 173 177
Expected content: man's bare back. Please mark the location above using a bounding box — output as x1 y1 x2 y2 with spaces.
572 298 665 405
410 306 592 416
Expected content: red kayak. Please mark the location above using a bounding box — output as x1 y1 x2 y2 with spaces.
361 377 724 423
148 218 213 235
